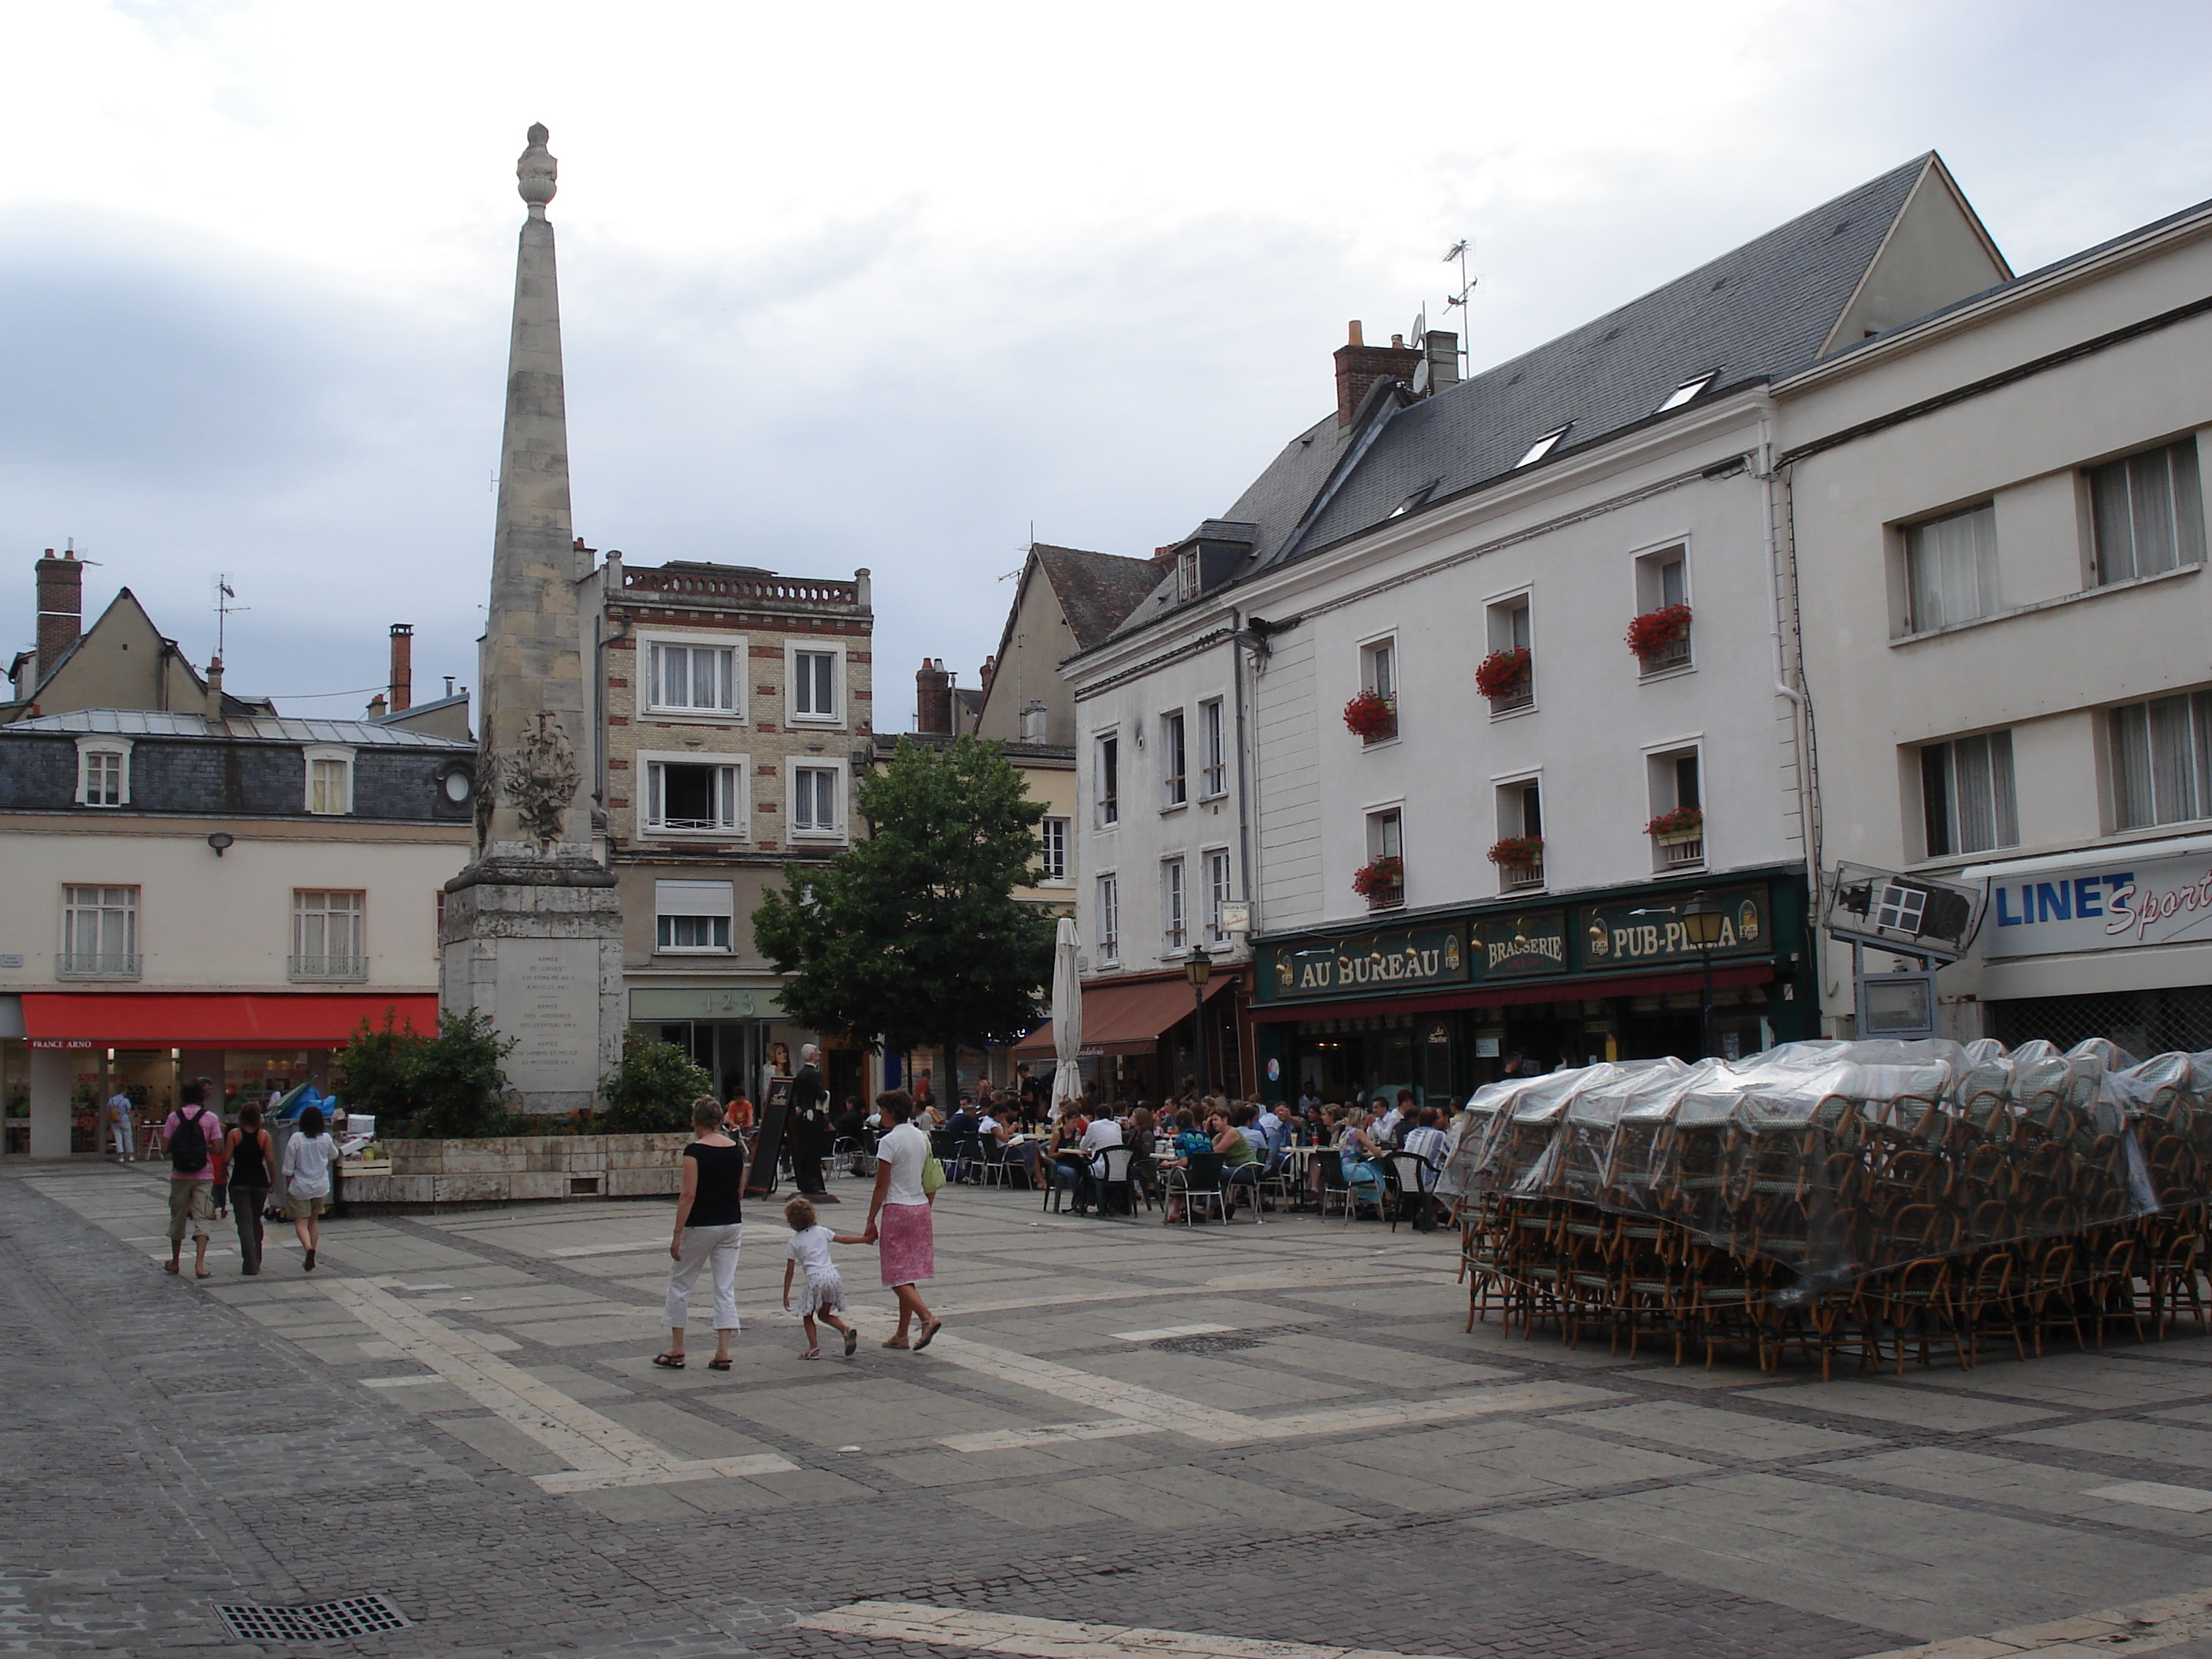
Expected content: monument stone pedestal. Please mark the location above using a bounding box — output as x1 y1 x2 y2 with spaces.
442 842 623 1116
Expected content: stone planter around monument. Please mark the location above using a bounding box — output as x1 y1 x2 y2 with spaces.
341 1132 691 1212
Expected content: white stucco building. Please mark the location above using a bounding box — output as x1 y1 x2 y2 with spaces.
1060 154 2019 1105
1780 186 2212 1052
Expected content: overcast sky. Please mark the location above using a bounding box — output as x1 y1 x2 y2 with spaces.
4 1 2209 729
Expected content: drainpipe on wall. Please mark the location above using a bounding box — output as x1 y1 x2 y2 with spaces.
1754 402 1835 1019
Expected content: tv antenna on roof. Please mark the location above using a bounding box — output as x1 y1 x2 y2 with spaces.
1442 240 1476 380
212 574 249 659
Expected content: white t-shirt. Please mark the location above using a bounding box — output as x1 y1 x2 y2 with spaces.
1079 1119 1122 1154
878 1120 930 1207
284 1132 338 1199
785 1225 839 1279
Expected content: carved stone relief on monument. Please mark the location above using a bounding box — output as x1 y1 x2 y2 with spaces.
503 709 581 851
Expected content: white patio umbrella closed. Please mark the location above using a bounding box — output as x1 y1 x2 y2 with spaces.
1049 916 1083 1119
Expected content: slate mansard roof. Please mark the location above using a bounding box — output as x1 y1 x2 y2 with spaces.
9 709 473 749
1101 153 1999 646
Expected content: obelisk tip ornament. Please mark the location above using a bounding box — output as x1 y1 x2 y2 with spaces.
518 123 556 218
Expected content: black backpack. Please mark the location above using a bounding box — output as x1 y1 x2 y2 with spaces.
169 1107 211 1175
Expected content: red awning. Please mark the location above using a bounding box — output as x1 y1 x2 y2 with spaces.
1245 961 1774 1024
1013 973 1236 1060
20 992 439 1049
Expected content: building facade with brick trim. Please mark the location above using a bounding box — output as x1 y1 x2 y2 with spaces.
586 551 877 1110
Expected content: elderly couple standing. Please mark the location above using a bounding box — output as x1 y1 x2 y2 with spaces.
654 1084 940 1368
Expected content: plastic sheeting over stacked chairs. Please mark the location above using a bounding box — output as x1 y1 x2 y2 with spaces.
1448 1037 2212 1377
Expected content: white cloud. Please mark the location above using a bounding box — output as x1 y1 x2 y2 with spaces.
1 0 2207 722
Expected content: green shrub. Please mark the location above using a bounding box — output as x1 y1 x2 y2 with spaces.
339 1010 430 1124
412 1009 518 1139
599 1034 712 1134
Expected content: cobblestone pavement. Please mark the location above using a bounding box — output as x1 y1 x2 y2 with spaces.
7 1161 2212 1658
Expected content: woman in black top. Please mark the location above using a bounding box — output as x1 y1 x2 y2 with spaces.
656 1097 747 1370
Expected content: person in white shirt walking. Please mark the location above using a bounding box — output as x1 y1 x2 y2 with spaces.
281 1105 340 1272
861 1091 940 1351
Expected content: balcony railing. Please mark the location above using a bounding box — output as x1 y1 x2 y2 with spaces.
620 567 861 607
1366 878 1406 912
1639 632 1693 676
289 954 368 983
1488 684 1534 716
57 952 140 980
1657 835 1705 870
1500 859 1545 892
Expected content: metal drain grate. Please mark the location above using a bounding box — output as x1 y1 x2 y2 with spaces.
1152 1333 1265 1353
215 1593 410 1643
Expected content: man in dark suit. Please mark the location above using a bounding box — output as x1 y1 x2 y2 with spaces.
790 1042 836 1202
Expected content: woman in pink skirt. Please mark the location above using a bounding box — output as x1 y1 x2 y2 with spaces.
861 1090 941 1350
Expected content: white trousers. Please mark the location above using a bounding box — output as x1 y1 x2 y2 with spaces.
112 1122 134 1161
663 1223 742 1331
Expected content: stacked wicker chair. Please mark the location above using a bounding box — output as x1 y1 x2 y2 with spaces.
1453 1037 2212 1376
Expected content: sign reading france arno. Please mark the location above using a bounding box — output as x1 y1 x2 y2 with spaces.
1267 925 1469 1002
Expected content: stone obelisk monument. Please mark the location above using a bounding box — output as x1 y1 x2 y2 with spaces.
440 123 624 1114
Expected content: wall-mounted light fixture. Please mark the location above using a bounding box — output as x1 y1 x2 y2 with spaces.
207 833 234 857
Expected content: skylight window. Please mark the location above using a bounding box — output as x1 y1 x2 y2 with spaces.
1514 427 1570 468
1657 372 1716 413
1386 482 1439 519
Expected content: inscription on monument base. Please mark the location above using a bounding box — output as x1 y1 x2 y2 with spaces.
491 938 599 1095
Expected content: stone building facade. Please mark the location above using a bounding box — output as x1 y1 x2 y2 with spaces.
587 554 877 1107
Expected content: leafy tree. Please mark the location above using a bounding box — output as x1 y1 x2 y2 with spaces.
412 1009 518 1139
754 735 1055 1075
599 1034 712 1133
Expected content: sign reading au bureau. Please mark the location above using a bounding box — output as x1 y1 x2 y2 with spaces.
1266 925 1468 1002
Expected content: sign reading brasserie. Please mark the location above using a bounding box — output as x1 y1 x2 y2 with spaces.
1476 912 1569 977
1268 925 1468 1002
1577 886 1768 966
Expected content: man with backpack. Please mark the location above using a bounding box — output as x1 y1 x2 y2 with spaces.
163 1079 219 1279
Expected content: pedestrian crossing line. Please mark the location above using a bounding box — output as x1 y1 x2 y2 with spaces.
533 1454 797 1494
796 1600 1459 1659
939 1419 1158 1453
923 1331 1612 1448
324 1277 679 1478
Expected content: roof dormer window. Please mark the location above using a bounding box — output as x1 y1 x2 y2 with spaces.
1657 372 1716 413
1175 548 1199 602
1515 426 1570 468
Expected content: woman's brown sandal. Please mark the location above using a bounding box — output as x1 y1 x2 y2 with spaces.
652 1352 685 1368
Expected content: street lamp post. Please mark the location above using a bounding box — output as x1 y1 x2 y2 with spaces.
1678 891 1728 1059
1185 946 1214 1099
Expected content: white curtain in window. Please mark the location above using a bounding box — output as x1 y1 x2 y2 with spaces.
1906 504 1999 631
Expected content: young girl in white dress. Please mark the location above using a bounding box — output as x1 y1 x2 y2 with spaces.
781 1196 866 1359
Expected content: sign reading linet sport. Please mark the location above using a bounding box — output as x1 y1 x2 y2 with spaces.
1983 847 2212 958
1578 886 1769 966
1267 925 1469 1002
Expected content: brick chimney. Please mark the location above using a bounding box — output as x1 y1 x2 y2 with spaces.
1333 321 1423 428
35 549 82 677
978 654 997 696
204 656 225 716
916 657 952 735
388 623 414 712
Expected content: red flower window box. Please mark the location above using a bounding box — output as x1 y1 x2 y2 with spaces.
1487 835 1544 870
1475 647 1533 700
1644 806 1704 839
1343 689 1397 741
1625 602 1693 661
1351 855 1404 899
